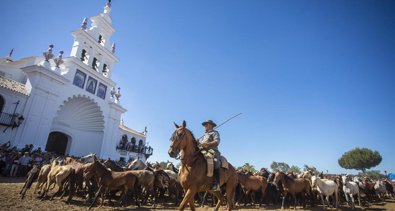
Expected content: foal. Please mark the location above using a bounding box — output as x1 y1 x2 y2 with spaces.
237 172 268 206
273 171 313 209
84 158 139 209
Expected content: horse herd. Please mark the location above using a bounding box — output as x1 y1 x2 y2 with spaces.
15 121 395 210
17 153 395 210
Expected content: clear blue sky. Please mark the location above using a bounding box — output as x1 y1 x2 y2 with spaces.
1 0 394 174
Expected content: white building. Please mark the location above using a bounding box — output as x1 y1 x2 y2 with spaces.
0 1 152 162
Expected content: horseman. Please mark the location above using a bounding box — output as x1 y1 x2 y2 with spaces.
199 120 221 191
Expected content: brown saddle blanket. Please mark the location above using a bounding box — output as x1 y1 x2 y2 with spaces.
202 151 229 177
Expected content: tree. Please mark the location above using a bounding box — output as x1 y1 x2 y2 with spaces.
270 161 290 172
303 164 320 175
157 161 168 169
237 163 257 173
338 148 382 173
358 170 385 180
289 165 301 174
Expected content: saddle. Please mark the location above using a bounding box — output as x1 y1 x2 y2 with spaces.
202 150 229 177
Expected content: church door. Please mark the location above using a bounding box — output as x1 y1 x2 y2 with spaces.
45 132 69 155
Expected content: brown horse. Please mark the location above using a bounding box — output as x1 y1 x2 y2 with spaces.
168 121 238 211
62 156 93 202
103 159 125 172
273 171 313 209
83 157 139 209
20 164 40 199
237 171 267 206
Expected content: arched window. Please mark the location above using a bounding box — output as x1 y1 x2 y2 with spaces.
80 49 88 62
122 134 128 142
131 137 136 144
138 140 143 146
0 95 4 112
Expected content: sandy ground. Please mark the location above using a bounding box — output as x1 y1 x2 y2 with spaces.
0 176 394 211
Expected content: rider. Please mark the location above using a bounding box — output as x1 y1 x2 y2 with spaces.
200 120 221 191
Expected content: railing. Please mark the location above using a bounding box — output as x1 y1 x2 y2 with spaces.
0 112 14 126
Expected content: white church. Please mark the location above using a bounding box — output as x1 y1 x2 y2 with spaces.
0 1 153 162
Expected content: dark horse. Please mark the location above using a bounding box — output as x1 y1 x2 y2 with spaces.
273 171 313 209
168 121 238 211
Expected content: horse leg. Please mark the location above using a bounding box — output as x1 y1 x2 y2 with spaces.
89 186 102 210
325 195 331 210
211 190 224 211
281 192 287 209
225 182 235 211
100 191 106 208
179 189 195 211
349 194 355 210
260 187 267 207
292 193 297 210
357 193 362 208
335 190 338 210
189 197 196 211
319 194 325 210
201 191 208 207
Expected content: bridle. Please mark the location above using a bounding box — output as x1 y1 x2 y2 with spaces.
170 129 186 160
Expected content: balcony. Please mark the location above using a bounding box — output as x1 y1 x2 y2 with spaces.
116 143 153 159
0 112 14 126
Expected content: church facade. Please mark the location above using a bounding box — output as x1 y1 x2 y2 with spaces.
0 2 152 162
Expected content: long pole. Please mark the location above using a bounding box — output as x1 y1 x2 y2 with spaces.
198 112 242 140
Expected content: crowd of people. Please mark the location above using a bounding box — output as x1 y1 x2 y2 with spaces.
0 142 55 177
116 136 153 156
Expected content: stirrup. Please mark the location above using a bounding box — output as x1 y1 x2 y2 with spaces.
211 183 220 191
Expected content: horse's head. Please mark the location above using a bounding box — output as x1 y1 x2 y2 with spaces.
79 153 96 163
311 175 317 187
83 156 100 178
168 120 194 158
341 175 349 184
273 171 285 187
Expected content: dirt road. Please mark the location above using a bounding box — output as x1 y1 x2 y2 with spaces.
0 177 393 211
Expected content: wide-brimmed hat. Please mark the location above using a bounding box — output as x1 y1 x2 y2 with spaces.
202 120 217 127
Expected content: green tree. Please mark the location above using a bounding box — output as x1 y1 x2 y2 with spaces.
157 161 168 169
270 161 290 172
289 165 301 174
303 164 320 175
338 148 382 173
237 163 257 173
358 170 385 180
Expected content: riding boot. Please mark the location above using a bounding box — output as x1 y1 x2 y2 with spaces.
211 168 220 191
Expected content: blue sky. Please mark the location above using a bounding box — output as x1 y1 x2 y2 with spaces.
1 0 394 174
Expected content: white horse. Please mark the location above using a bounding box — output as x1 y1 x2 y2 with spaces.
78 153 96 163
311 175 338 210
341 175 362 210
374 180 387 200
127 158 146 170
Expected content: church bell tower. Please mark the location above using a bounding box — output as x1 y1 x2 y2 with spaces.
69 0 118 79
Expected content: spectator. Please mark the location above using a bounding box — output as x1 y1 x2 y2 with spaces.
2 151 13 176
9 152 20 177
18 152 32 177
33 153 43 167
21 145 29 154
31 147 42 155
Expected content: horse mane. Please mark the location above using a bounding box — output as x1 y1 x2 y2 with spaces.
281 171 295 183
94 160 111 176
185 128 199 150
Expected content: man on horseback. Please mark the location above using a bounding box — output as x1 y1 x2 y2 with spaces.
200 120 221 191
